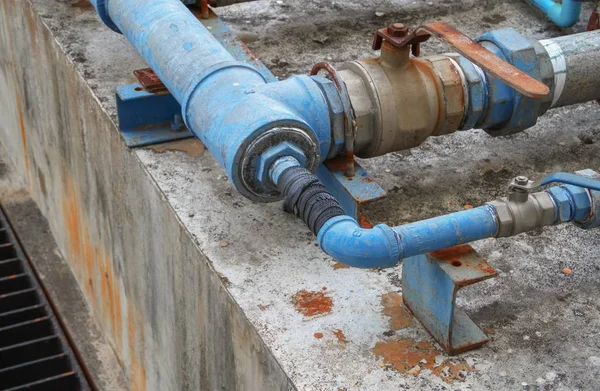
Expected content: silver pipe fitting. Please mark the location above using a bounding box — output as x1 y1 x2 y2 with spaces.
488 191 556 238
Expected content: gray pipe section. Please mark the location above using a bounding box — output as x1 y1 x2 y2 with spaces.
541 30 600 108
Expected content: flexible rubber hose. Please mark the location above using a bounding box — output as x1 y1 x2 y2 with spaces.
276 166 345 234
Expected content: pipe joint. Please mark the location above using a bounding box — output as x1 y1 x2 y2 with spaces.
546 185 593 226
488 191 556 237
529 0 583 28
186 73 333 202
475 28 554 135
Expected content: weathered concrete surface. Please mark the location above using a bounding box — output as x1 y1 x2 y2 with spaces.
1 0 600 390
0 152 128 390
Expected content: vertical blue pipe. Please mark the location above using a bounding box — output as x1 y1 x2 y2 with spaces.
529 0 582 28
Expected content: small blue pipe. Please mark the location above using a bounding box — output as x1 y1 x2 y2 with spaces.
315 182 598 268
392 205 499 259
529 0 583 28
317 206 499 269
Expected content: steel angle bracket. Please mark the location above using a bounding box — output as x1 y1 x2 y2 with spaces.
116 7 275 147
116 83 193 147
402 244 497 355
316 157 386 226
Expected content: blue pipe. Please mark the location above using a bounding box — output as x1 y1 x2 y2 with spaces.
90 0 332 201
317 207 498 269
292 162 596 267
529 0 583 28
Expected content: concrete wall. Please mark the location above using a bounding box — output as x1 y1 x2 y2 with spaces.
0 1 293 390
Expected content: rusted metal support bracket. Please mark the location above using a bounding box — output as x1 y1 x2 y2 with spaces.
402 244 497 355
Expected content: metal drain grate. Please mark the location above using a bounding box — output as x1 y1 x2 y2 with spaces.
0 207 90 391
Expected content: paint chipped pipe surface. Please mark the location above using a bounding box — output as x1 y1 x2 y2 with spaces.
529 0 583 28
90 0 332 201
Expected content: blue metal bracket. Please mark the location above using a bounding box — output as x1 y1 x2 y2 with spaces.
316 157 386 224
116 83 193 147
402 244 497 355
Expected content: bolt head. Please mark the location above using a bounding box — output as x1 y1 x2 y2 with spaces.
388 23 408 37
515 176 529 185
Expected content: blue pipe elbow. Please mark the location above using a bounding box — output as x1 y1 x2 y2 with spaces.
317 207 499 269
317 216 402 269
529 0 582 28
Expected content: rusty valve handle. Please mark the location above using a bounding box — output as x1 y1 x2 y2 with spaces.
372 23 432 57
417 21 550 99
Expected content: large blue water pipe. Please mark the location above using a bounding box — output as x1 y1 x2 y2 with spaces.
91 0 600 268
528 0 583 28
91 0 336 201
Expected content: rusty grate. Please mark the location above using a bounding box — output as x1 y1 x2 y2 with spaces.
0 207 90 391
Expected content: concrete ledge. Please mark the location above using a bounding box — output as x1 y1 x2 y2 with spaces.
2 0 600 390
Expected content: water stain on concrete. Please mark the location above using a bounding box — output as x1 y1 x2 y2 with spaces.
292 290 333 317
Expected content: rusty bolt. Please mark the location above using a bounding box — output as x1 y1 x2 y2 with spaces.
388 23 409 37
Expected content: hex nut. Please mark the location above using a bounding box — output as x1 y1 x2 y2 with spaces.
425 55 465 136
255 142 307 188
337 67 376 155
546 187 574 223
488 200 514 237
531 192 557 227
451 55 485 130
314 77 346 158
477 28 543 136
563 185 593 223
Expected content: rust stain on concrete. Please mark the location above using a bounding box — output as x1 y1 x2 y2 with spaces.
332 262 350 270
15 92 30 187
72 0 95 10
292 290 333 317
372 338 473 383
333 329 349 344
431 360 473 383
128 305 147 391
373 339 438 374
146 138 206 158
381 293 413 330
61 171 145 390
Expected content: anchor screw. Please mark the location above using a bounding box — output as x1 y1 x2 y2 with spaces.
171 114 185 131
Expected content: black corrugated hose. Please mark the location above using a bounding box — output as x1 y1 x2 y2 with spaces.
276 166 345 234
